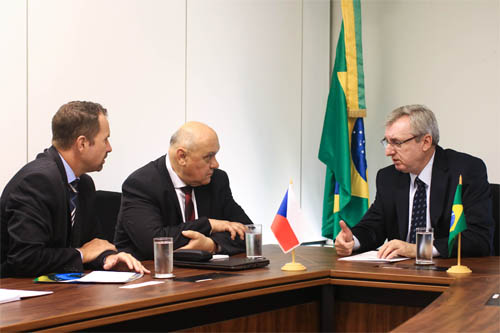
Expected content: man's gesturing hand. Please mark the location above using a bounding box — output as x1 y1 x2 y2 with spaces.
334 220 354 256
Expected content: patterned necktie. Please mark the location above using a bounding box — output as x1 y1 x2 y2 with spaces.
409 177 427 243
68 179 79 228
181 186 195 222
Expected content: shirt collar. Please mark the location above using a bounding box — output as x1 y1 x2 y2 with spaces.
165 154 187 189
58 153 78 184
410 151 435 187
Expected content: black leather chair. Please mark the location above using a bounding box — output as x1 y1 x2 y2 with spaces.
94 190 122 243
491 183 499 256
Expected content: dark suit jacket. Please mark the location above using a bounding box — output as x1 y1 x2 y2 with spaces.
352 146 494 257
114 155 253 260
0 146 114 277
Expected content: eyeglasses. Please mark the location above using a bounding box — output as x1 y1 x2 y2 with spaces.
380 135 420 149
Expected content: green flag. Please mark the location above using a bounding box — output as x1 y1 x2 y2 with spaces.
448 175 467 256
318 0 369 240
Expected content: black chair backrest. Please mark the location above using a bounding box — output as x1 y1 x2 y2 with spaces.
491 183 500 256
95 190 122 243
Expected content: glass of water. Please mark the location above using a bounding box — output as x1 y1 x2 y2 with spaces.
245 224 263 259
416 227 434 265
153 237 174 278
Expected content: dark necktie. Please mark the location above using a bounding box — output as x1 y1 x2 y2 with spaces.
181 186 195 222
68 179 79 228
409 177 427 243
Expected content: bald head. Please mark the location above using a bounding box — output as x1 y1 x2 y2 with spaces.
170 121 218 151
169 122 220 186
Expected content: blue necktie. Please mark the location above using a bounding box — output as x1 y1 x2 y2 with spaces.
69 179 79 228
409 177 427 243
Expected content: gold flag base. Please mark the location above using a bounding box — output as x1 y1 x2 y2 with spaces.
281 249 307 271
447 264 472 274
281 262 307 271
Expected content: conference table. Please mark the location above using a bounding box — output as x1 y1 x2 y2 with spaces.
0 245 498 332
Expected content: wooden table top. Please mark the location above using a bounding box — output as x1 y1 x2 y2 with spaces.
0 245 498 332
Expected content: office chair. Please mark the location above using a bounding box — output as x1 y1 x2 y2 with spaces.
491 183 499 256
94 190 122 243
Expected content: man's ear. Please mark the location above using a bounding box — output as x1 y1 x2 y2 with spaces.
422 134 433 152
176 147 188 166
75 135 87 152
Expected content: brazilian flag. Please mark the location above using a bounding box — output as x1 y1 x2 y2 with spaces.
318 0 369 240
448 175 467 256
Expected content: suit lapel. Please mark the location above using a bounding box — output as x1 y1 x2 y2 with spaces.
159 156 184 221
194 186 210 218
396 171 411 240
46 146 73 245
430 146 449 227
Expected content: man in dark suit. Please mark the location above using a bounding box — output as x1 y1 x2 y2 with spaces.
114 122 252 260
335 104 494 258
0 101 148 277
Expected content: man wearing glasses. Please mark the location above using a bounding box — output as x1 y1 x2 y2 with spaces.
335 104 494 259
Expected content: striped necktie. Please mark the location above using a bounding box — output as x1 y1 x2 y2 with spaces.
409 177 427 243
68 179 79 228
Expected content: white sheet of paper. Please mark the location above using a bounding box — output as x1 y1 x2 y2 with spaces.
338 250 410 263
0 288 53 304
120 281 164 289
77 271 143 283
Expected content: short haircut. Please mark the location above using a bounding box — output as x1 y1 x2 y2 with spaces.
52 101 108 150
386 104 440 145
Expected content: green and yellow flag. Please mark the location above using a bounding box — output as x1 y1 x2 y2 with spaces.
448 175 467 256
318 0 369 240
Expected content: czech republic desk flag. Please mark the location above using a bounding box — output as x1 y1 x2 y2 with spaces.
271 183 307 253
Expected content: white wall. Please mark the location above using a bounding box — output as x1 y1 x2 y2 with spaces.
1 0 498 246
0 1 26 190
333 0 500 201
1 0 329 245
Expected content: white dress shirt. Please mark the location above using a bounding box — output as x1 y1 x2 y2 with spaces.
165 155 199 222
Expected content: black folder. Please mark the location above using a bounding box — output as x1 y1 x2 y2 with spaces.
174 256 270 271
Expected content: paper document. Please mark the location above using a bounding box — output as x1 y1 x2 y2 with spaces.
0 288 53 304
338 250 410 263
35 271 143 283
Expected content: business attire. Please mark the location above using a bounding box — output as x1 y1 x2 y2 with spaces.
114 155 252 260
352 146 494 257
0 146 114 277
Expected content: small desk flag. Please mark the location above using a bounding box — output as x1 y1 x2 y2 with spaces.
448 175 467 256
271 183 307 253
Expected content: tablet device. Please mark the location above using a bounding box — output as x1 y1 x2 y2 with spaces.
174 256 270 271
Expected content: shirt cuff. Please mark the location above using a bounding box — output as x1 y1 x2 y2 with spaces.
353 235 361 251
76 248 84 261
432 246 440 257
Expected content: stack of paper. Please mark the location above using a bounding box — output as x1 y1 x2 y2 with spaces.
0 289 53 304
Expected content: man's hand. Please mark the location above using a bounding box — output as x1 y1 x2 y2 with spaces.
378 240 416 259
334 220 354 256
103 252 150 274
208 219 246 240
180 230 217 253
78 238 117 263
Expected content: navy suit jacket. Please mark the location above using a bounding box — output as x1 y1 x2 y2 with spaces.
352 146 494 257
114 155 252 260
0 146 113 277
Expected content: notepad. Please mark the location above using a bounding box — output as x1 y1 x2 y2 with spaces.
338 250 410 263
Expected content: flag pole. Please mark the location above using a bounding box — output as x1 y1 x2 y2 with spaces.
447 233 471 274
281 249 306 271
